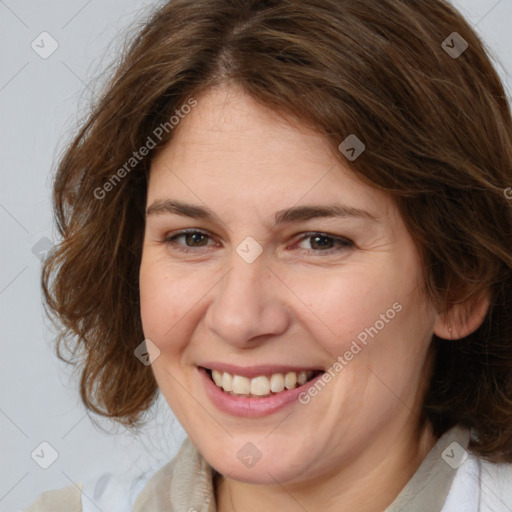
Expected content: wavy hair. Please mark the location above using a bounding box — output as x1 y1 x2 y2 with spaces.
42 0 512 461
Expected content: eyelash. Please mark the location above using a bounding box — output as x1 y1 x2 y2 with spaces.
162 229 354 255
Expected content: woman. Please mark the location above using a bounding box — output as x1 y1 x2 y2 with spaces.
26 0 512 510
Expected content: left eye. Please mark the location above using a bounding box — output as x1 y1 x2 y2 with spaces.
164 230 214 249
294 233 354 253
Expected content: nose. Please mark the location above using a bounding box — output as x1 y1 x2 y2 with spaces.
204 253 290 348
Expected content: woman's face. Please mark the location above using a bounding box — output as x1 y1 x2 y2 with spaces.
139 85 437 485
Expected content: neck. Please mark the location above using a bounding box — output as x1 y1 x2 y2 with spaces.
215 420 438 512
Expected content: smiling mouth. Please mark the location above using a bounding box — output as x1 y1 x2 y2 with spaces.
203 368 323 398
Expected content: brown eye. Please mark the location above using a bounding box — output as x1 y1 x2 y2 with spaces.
310 234 335 250
164 230 215 252
182 232 209 247
295 232 354 254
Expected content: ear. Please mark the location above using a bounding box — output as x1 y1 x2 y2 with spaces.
434 288 491 340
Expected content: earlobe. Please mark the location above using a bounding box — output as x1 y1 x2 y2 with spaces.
434 288 491 340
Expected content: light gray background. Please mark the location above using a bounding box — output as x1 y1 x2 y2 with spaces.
0 1 511 510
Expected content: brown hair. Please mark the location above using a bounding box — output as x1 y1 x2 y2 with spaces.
43 0 512 462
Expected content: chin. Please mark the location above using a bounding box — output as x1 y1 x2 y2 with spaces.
202 440 316 485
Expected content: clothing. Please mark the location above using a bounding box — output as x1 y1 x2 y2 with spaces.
22 425 512 512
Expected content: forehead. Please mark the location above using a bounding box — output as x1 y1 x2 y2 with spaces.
154 86 334 172
147 85 397 226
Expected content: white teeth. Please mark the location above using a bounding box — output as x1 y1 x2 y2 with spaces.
284 372 297 390
209 369 317 397
297 371 308 385
251 376 271 396
270 373 285 393
212 369 223 387
232 375 251 394
222 372 233 392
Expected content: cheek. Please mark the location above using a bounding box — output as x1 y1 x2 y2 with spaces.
287 265 398 356
289 258 432 373
139 257 187 347
139 255 217 362
335 284 434 400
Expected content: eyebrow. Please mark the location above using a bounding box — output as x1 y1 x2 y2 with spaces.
145 199 379 225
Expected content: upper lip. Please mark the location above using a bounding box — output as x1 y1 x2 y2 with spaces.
199 362 323 379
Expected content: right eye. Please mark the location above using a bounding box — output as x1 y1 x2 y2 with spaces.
163 229 218 253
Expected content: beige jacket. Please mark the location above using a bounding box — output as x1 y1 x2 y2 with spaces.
23 425 512 511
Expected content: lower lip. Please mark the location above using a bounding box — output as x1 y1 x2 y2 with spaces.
198 367 324 417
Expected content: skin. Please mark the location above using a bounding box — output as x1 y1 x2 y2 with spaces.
139 84 488 512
